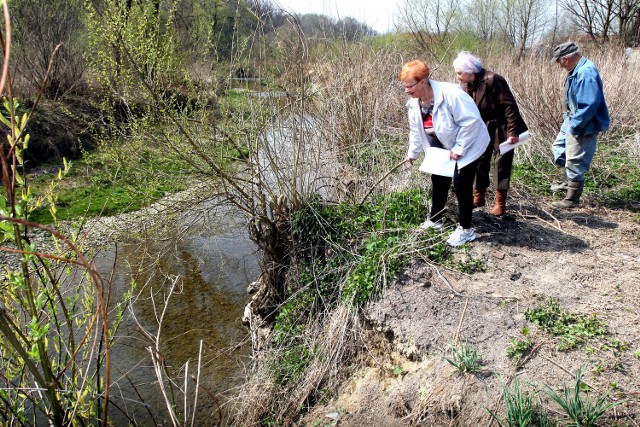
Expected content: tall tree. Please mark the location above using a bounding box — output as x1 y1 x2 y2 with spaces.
498 0 551 59
397 0 461 60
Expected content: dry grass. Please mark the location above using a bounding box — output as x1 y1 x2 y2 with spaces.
232 305 362 426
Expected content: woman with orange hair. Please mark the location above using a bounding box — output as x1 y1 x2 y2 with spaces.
400 60 490 246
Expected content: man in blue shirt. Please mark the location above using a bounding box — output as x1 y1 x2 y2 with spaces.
550 42 610 208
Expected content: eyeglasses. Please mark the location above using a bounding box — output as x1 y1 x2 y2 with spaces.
402 79 423 89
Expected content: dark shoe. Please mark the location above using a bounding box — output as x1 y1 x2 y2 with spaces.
489 190 507 216
550 167 568 192
473 188 486 208
552 181 583 209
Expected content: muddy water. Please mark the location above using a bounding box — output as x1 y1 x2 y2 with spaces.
101 213 260 424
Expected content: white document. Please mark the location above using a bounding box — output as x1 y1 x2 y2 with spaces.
499 131 530 155
418 147 456 177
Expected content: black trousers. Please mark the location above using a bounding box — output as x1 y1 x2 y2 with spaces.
475 143 514 191
429 158 480 229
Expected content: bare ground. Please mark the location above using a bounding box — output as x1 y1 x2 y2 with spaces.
300 193 640 426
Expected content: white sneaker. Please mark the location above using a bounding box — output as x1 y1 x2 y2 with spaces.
419 219 443 231
446 225 476 246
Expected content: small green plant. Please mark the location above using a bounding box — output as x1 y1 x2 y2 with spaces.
525 298 606 350
453 256 486 273
545 368 625 427
506 337 534 363
444 341 482 374
274 344 312 385
488 377 554 427
512 159 557 195
392 365 404 376
601 338 630 354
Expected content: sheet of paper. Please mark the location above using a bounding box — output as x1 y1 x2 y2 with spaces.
418 147 456 177
499 131 530 155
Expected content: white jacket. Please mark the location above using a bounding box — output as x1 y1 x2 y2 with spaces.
406 80 490 169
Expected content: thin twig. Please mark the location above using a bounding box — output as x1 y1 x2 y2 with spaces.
358 159 407 206
541 355 595 391
430 264 464 297
515 341 544 370
453 299 469 346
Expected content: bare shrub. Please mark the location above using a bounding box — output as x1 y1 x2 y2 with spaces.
10 0 86 99
309 41 421 202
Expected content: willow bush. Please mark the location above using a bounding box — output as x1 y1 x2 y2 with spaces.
0 9 116 425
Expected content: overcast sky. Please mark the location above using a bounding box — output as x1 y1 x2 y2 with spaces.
273 0 400 34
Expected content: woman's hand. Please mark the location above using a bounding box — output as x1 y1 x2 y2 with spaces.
449 152 461 161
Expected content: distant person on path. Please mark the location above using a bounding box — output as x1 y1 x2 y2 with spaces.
400 60 490 246
549 42 610 208
453 51 528 216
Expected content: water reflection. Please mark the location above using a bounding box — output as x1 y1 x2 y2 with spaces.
101 213 259 425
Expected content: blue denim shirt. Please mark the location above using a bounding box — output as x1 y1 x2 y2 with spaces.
565 56 610 136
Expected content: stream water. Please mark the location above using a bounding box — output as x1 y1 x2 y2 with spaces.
101 209 260 424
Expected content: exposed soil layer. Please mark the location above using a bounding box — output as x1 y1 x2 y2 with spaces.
301 195 640 426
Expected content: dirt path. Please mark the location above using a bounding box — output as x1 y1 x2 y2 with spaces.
301 196 640 426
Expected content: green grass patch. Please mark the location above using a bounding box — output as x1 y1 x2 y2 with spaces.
592 144 640 209
512 157 556 196
525 298 606 351
27 145 190 224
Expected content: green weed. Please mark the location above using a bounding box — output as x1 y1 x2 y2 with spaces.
601 338 630 354
489 377 554 427
274 344 312 385
512 159 556 195
545 368 625 426
444 341 482 374
506 337 534 363
525 298 606 350
392 365 404 376
452 256 486 273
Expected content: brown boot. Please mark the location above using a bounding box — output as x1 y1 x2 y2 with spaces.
489 190 507 216
473 188 486 208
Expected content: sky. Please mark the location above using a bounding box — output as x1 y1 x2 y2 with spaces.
273 0 400 34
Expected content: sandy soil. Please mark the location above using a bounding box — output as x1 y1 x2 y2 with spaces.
300 194 640 426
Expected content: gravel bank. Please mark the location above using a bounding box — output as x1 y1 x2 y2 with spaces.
1 183 211 277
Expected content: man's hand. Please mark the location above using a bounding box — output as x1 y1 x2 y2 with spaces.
405 157 416 166
450 152 461 161
507 136 520 145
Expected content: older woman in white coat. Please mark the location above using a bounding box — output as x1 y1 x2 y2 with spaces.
400 60 490 246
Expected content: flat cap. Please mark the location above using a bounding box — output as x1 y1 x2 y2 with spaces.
551 42 579 62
